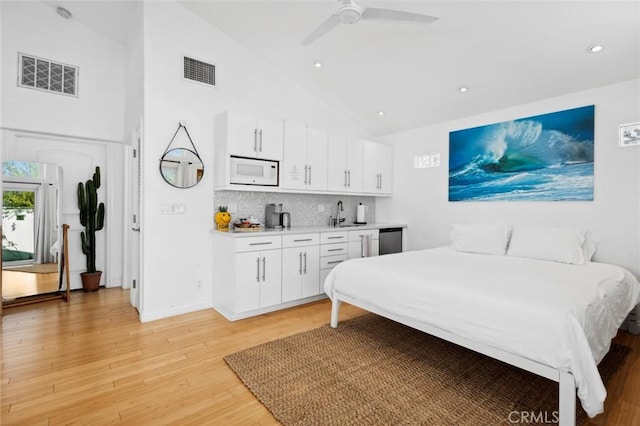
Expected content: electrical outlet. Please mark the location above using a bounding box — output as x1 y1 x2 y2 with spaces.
318 204 325 212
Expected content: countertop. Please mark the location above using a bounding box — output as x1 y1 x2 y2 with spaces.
212 223 407 238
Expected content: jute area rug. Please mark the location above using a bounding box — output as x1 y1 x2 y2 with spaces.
224 313 629 426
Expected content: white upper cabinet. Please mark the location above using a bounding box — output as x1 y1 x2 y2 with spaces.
363 141 393 195
223 111 283 161
282 124 328 191
327 134 363 193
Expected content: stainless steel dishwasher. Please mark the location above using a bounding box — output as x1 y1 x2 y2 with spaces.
379 227 403 255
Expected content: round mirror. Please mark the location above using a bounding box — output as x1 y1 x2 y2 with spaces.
159 148 204 188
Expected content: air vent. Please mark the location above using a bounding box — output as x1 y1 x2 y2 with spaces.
183 56 216 87
18 53 78 97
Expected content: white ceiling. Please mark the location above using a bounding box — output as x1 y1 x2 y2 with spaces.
44 1 640 138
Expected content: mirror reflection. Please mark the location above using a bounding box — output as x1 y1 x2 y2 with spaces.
2 160 62 304
159 148 204 188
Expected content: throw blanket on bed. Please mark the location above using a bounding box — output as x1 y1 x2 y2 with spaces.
324 247 640 418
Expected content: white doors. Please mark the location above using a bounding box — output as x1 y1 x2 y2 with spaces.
327 134 363 193
225 112 284 161
282 124 328 191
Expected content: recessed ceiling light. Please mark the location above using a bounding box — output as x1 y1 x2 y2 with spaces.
377 111 385 116
56 6 72 19
313 61 323 68
586 44 603 53
458 86 469 93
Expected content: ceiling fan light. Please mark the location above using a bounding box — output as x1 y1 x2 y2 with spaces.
338 5 363 24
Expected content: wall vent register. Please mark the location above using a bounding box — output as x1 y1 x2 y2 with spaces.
18 53 78 97
183 56 216 87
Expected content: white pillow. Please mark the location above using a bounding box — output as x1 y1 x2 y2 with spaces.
583 236 598 262
507 225 586 264
450 224 511 255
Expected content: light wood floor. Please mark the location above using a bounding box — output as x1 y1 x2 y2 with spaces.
1 288 639 425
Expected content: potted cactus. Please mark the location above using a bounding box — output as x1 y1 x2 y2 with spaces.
77 166 105 292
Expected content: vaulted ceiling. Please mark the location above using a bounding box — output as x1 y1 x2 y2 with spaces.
44 1 640 137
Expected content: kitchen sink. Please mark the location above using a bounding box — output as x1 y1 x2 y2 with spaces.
337 223 368 228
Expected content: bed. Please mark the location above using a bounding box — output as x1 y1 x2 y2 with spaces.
324 244 640 426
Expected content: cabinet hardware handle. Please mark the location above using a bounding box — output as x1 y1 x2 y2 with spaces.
259 129 263 152
304 165 308 185
328 260 343 265
299 252 303 275
262 257 266 281
344 170 348 188
303 252 307 274
249 242 272 246
327 236 344 240
256 257 260 282
327 248 343 252
360 235 365 258
254 129 258 152
294 238 313 242
308 165 312 185
347 170 351 188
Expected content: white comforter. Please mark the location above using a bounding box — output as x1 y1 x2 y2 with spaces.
324 247 640 418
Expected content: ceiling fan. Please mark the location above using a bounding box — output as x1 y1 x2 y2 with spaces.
301 0 439 46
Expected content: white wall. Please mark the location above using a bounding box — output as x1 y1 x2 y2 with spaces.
0 2 125 142
376 79 640 276
139 1 370 321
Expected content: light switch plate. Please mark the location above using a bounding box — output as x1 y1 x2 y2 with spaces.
160 203 185 215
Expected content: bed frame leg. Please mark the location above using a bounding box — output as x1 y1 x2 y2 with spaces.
558 371 576 426
330 299 342 328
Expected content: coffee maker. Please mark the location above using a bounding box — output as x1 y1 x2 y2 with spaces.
265 203 291 229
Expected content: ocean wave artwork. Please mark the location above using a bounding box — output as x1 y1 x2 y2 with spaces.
449 105 594 201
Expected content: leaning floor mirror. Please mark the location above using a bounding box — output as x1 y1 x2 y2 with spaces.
2 160 68 306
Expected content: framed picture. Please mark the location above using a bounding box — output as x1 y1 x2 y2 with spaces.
619 122 640 147
449 105 594 201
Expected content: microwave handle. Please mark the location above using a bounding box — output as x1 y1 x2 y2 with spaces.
259 129 263 152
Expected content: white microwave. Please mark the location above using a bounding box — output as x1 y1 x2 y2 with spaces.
229 156 279 186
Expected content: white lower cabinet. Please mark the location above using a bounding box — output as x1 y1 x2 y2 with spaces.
235 249 282 312
348 229 379 259
320 231 349 294
282 233 321 302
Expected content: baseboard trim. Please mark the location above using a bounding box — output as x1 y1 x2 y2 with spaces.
140 301 211 323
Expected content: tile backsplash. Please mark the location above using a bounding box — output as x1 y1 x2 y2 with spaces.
214 191 376 227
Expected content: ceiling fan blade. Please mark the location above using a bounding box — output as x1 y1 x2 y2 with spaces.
362 8 439 24
302 14 342 46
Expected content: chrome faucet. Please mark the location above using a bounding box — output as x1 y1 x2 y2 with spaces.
336 200 345 227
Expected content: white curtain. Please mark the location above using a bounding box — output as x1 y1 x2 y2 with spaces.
33 185 57 264
176 160 197 187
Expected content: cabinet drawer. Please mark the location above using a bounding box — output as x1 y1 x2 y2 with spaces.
235 235 282 252
282 233 319 248
321 231 348 244
348 229 379 242
320 254 348 269
320 243 348 257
